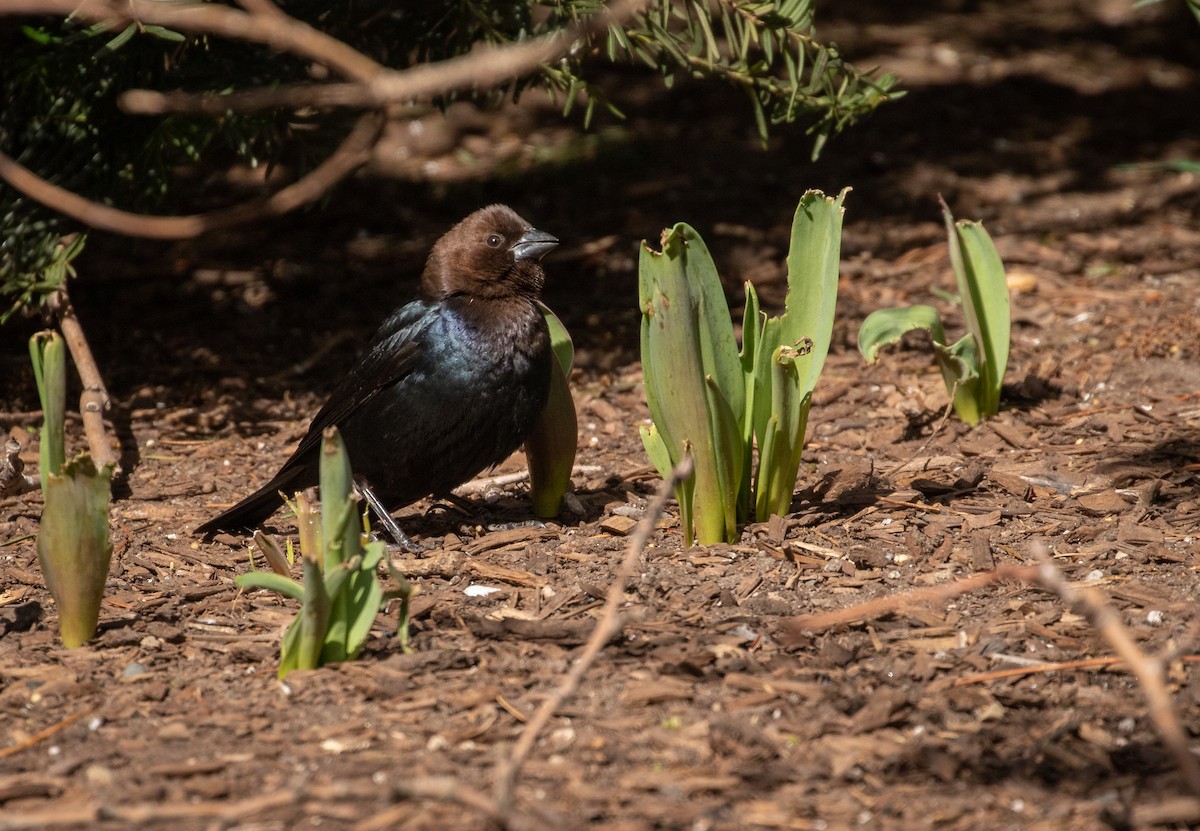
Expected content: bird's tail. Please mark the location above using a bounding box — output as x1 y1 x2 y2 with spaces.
194 468 305 536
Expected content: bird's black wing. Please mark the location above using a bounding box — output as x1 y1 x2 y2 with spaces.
279 300 434 465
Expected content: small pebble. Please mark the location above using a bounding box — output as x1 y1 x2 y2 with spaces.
85 765 114 786
463 584 502 597
1146 609 1164 625
121 662 148 679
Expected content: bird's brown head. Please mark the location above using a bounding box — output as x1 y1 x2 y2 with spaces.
420 204 557 302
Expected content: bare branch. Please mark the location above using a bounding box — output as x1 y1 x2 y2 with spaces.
47 288 116 469
778 564 1039 640
0 112 385 240
1029 545 1200 795
119 0 651 117
779 546 1200 796
492 455 693 814
0 0 386 82
0 0 648 239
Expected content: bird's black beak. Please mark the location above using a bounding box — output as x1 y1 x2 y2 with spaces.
510 228 558 262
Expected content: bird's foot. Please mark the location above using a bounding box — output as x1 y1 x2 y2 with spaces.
358 483 423 553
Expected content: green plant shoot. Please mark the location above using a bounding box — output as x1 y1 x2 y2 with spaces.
526 303 577 519
236 427 387 678
858 201 1010 426
30 329 114 648
639 189 847 546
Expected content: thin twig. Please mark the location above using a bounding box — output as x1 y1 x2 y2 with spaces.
47 288 116 469
0 706 94 759
778 564 1038 641
116 0 650 117
780 548 1200 793
0 0 387 80
1029 544 1200 794
953 655 1126 686
492 456 693 815
0 112 385 240
0 0 648 240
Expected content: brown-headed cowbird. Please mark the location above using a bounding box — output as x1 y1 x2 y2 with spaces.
195 204 557 538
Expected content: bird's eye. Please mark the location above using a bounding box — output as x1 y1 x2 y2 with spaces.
486 233 504 248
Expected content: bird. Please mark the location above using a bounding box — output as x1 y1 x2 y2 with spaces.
195 204 558 542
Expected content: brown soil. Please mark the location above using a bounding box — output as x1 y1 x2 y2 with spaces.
3 1 1200 829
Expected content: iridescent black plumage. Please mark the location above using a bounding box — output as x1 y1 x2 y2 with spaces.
195 205 556 536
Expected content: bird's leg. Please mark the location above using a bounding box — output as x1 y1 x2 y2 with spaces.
437 491 546 533
356 481 421 553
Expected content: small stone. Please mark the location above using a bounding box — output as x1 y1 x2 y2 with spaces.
85 765 114 786
547 727 576 752
121 662 148 679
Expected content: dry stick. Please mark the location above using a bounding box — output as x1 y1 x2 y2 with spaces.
778 563 1039 642
118 0 652 117
0 110 385 241
1029 545 1200 795
0 706 94 760
956 655 1200 687
492 456 693 815
0 0 648 240
0 0 386 81
953 655 1126 686
0 0 389 239
781 550 1200 793
47 288 116 469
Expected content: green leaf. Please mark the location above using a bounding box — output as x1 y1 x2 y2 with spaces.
640 423 674 480
857 305 949 363
738 281 762 521
703 375 742 542
527 303 577 519
252 530 292 577
944 204 1010 419
538 301 574 374
320 552 383 664
95 23 136 58
319 428 359 573
639 224 743 545
526 357 577 518
236 570 305 601
37 455 113 648
292 551 329 675
934 334 984 426
29 331 67 476
749 189 846 521
340 542 386 659
780 188 847 393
